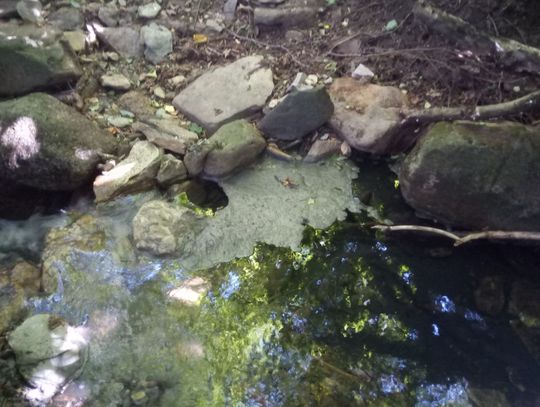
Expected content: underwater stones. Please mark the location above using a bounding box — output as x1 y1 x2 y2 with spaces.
0 93 117 191
258 87 334 141
93 141 162 202
328 77 408 154
184 120 266 178
172 55 274 133
0 38 80 97
8 314 88 404
132 200 198 256
400 121 540 231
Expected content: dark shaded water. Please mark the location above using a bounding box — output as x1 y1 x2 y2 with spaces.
1 158 540 406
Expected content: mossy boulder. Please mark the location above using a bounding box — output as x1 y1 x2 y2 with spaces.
400 121 540 230
0 93 117 191
0 38 81 96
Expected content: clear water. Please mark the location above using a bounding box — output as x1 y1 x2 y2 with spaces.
1 159 540 406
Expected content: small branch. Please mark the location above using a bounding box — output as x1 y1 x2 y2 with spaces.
224 28 308 69
372 225 540 247
414 0 540 74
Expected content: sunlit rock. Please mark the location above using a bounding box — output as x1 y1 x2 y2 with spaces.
0 93 117 191
8 314 89 406
329 77 408 154
132 200 199 256
93 141 161 203
168 277 209 305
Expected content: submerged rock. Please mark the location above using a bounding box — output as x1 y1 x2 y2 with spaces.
0 37 81 97
156 154 188 187
184 119 266 178
258 87 334 141
8 314 89 405
0 93 117 191
329 77 408 154
181 155 360 269
93 141 161 202
400 121 540 231
172 55 274 133
132 200 199 256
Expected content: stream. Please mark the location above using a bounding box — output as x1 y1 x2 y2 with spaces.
1 157 540 407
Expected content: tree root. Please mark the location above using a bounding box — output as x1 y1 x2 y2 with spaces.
372 224 540 247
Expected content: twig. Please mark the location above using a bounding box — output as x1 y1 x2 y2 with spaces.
224 28 308 69
372 225 540 247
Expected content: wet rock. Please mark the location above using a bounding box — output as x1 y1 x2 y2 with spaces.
0 0 18 18
41 214 106 294
183 142 214 176
0 93 117 191
474 276 505 316
0 38 81 96
8 314 89 404
133 119 198 155
157 154 188 187
184 119 266 178
141 22 172 64
258 87 334 141
0 261 39 335
48 7 83 31
100 73 131 91
93 141 162 202
400 121 540 231
62 31 86 52
328 77 408 154
132 200 198 256
0 20 61 44
467 388 511 407
97 26 143 58
304 138 342 163
16 0 42 24
168 277 209 305
138 2 161 19
172 55 274 133
117 90 154 118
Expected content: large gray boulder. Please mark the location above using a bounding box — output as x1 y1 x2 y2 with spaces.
184 119 266 178
0 93 117 191
400 121 540 231
93 141 162 202
0 38 81 96
172 55 274 133
329 77 408 155
8 314 89 404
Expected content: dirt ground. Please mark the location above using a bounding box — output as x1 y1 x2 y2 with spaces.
119 0 540 125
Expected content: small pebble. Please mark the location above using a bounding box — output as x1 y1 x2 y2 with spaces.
305 74 318 86
153 86 166 99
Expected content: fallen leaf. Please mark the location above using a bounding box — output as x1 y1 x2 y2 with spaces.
193 34 208 44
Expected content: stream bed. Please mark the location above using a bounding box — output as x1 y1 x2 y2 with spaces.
1 158 540 407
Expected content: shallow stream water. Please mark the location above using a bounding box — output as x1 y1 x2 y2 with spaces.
1 157 540 406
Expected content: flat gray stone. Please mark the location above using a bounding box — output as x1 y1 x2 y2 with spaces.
258 87 334 141
97 26 143 58
172 55 274 133
133 118 198 155
141 22 171 64
138 2 161 19
93 141 162 202
100 73 131 91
